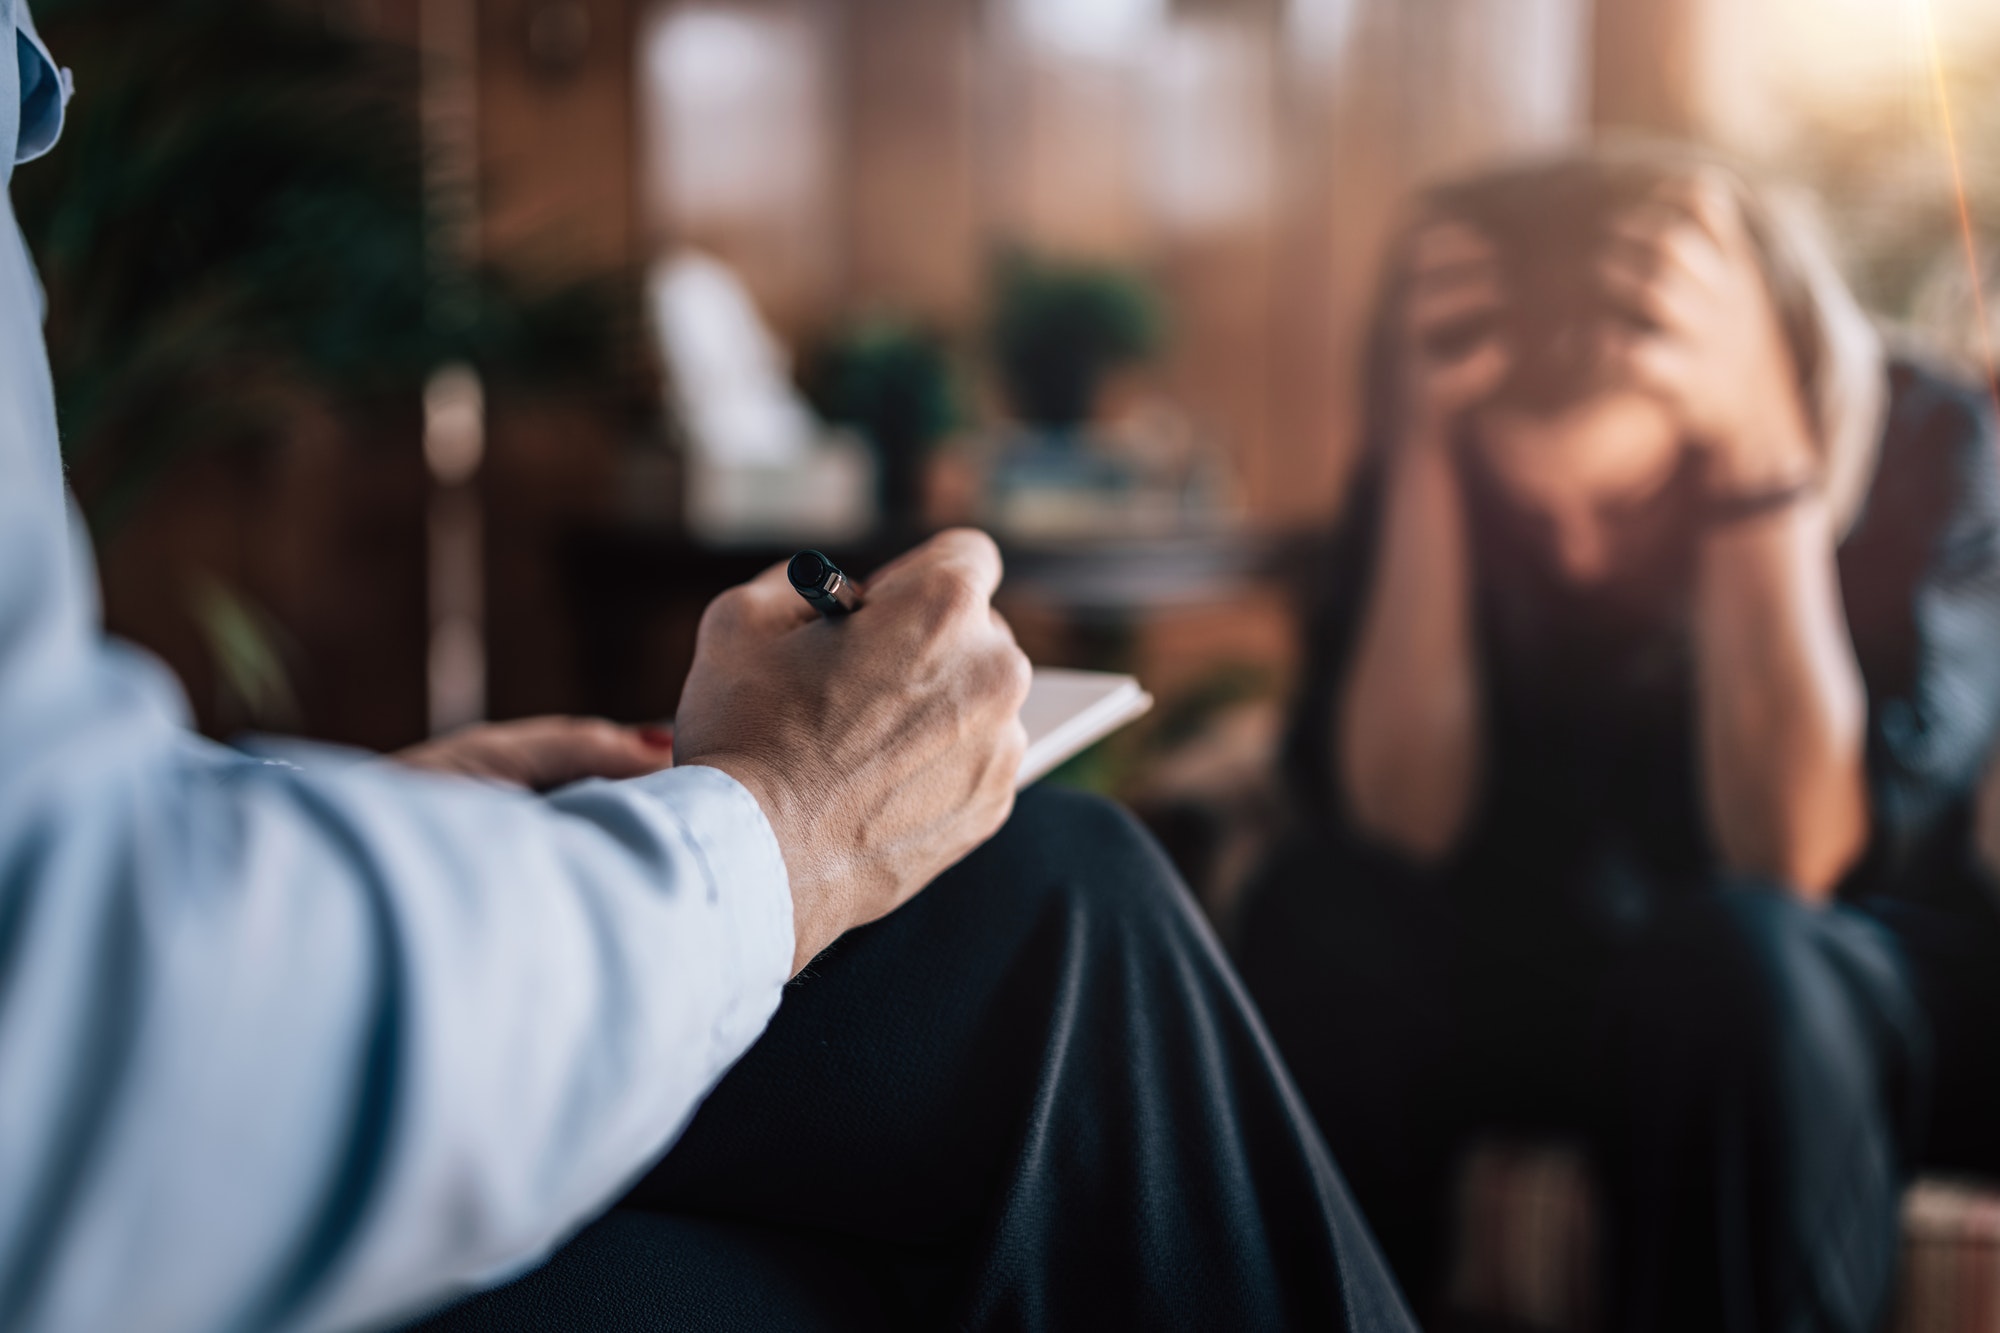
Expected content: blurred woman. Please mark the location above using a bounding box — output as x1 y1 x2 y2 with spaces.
1236 143 2000 1331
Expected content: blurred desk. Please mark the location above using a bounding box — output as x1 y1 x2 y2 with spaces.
558 524 1299 724
997 534 1274 617
988 534 1285 684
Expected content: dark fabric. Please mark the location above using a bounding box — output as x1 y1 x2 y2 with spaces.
408 1214 898 1332
1243 357 2000 1329
1856 893 2000 1180
1237 848 1940 1332
1601 891 1925 1333
410 787 1415 1333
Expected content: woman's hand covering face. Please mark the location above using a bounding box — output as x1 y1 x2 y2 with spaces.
1400 220 1512 443
1595 175 1819 493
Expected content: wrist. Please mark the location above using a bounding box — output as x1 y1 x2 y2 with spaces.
1701 478 1821 532
1702 406 1817 497
694 751 850 974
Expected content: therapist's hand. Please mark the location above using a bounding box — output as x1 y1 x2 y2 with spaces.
397 716 675 791
674 529 1032 976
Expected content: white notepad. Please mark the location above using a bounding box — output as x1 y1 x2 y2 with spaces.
1016 668 1154 787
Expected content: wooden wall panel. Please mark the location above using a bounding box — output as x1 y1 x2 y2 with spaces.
839 0 984 323
479 0 640 275
635 0 843 338
1592 0 1706 135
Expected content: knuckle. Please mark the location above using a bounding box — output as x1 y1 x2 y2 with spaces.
937 526 1000 565
941 574 985 623
699 588 746 637
967 639 1028 706
968 644 1008 700
1001 644 1032 705
933 528 1004 587
582 718 627 748
1000 716 1029 767
917 564 983 625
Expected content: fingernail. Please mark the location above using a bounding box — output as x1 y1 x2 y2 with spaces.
637 724 674 750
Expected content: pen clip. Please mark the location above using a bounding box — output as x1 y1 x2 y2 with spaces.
789 549 864 617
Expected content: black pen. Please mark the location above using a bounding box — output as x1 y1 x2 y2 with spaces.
788 549 864 618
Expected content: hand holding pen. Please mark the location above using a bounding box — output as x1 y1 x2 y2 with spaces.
788 549 864 617
673 530 1031 974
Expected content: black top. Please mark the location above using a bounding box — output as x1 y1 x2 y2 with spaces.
1284 360 2000 915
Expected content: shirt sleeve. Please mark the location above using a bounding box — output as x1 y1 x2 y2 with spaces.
0 85 792 1333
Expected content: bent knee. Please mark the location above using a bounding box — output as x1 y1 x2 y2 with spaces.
1624 885 1914 1070
986 785 1192 926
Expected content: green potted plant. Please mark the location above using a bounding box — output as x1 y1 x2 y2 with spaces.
979 251 1174 539
18 0 615 537
800 316 961 538
16 0 614 726
986 250 1164 435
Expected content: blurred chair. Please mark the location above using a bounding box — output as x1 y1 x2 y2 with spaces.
1446 1141 2000 1333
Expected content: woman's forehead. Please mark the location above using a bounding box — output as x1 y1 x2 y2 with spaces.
1475 392 1682 473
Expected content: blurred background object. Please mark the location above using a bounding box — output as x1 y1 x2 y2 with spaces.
647 250 876 543
980 250 1205 542
988 250 1163 432
23 0 2000 823
19 0 620 744
798 313 961 539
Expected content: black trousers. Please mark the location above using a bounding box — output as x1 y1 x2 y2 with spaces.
1234 832 2000 1333
410 788 1415 1332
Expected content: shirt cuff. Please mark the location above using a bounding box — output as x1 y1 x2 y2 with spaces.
622 763 794 995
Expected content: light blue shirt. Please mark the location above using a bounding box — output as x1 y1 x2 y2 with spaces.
0 7 796 1330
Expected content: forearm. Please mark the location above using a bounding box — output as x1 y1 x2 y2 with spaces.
2 722 791 1333
1695 497 1870 899
1337 442 1483 862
